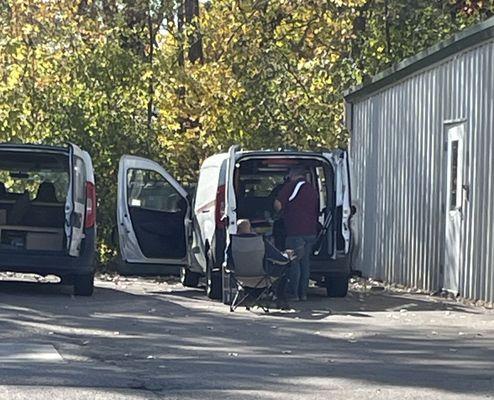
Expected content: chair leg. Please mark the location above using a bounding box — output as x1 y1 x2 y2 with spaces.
230 287 241 312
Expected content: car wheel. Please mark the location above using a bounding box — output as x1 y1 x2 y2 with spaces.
206 254 222 300
180 267 200 288
73 273 94 296
326 275 349 298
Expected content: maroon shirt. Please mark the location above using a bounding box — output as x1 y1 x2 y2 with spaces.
276 178 319 236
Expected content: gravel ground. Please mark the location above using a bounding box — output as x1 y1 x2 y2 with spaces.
0 275 492 399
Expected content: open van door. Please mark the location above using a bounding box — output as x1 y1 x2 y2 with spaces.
66 143 87 257
224 145 239 241
323 150 352 255
117 155 190 266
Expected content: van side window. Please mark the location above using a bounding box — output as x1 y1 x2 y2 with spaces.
127 169 183 212
195 167 218 210
316 167 327 211
73 157 86 205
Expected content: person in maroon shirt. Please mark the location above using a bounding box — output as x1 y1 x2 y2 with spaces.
274 166 318 301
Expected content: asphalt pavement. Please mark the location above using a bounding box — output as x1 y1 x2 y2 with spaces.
0 275 493 399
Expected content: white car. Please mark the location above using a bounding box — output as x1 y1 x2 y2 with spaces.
116 146 354 301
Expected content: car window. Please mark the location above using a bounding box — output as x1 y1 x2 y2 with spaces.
73 157 86 204
127 169 184 212
240 174 286 197
0 170 69 202
195 166 218 209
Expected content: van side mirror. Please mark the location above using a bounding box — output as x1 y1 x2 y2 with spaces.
351 205 357 216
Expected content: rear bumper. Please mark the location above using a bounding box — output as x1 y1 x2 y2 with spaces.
0 228 96 277
310 254 351 280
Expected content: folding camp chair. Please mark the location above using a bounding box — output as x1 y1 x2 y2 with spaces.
226 234 292 312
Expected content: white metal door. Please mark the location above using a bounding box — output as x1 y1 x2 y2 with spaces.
224 145 239 240
66 143 87 257
443 124 465 294
323 150 352 256
117 155 190 265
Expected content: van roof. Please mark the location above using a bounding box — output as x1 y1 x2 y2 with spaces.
0 143 68 154
201 149 342 168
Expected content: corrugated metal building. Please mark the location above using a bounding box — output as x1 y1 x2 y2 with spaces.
345 18 494 305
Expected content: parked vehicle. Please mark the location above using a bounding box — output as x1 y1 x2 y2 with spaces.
116 146 353 300
0 143 97 295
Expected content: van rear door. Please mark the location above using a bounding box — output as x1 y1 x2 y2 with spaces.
66 143 87 257
117 155 191 266
323 150 351 255
224 145 239 240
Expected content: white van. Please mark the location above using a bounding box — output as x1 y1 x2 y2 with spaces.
116 146 353 300
0 143 97 295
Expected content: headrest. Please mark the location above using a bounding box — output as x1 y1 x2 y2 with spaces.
36 182 58 203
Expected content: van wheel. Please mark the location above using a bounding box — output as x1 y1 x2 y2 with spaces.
73 273 95 296
326 275 349 298
180 267 200 288
206 256 222 300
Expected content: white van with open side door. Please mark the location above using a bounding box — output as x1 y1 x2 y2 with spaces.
0 143 97 295
186 146 354 300
116 146 354 300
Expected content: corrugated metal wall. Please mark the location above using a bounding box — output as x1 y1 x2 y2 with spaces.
350 38 494 304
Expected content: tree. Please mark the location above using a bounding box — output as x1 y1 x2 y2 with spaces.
1 0 492 265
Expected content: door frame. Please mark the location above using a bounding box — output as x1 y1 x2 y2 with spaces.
441 120 467 294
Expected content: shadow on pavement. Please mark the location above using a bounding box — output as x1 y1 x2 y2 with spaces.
0 279 492 398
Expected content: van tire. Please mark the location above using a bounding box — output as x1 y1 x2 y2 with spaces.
325 275 349 298
73 273 95 296
206 256 222 300
180 267 200 288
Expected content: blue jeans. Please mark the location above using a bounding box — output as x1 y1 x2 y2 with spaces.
285 235 316 299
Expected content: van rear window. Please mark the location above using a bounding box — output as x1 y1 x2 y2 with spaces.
0 152 69 203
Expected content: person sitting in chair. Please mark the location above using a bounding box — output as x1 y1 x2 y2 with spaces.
230 219 293 309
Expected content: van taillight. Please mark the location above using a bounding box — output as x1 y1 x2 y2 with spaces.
85 181 96 229
215 185 226 229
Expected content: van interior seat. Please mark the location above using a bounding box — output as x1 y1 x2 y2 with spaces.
0 182 6 198
0 183 65 229
35 182 58 203
7 192 30 225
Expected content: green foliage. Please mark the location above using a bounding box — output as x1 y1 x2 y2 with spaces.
0 0 492 265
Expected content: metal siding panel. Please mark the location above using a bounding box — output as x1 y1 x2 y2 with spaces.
487 44 494 304
349 38 494 305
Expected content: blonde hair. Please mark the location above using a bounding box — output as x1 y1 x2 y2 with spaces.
237 219 252 234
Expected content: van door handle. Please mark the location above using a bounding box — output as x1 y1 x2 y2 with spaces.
201 210 210 214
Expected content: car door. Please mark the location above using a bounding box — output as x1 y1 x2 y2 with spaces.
224 145 239 241
66 143 87 257
323 150 352 255
117 155 191 265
